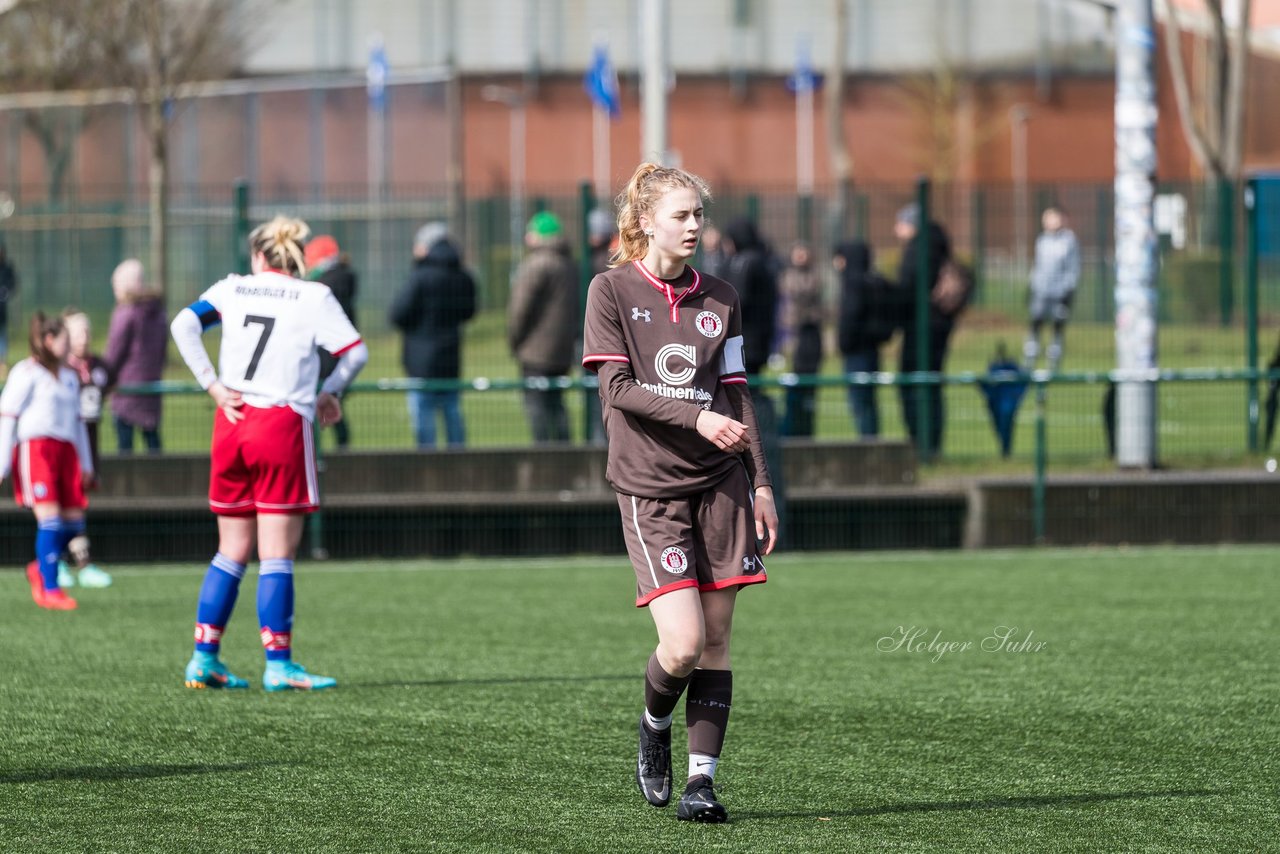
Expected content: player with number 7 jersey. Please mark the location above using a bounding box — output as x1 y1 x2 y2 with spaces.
171 215 368 693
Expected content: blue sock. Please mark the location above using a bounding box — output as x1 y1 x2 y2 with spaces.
35 519 62 591
194 553 246 654
59 517 86 564
257 559 295 662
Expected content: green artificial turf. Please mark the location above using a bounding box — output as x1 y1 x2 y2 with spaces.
2 548 1278 852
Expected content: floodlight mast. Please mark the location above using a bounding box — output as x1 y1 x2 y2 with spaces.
640 0 670 165
1114 0 1159 468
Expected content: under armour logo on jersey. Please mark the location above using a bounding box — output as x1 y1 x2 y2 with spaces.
632 307 651 322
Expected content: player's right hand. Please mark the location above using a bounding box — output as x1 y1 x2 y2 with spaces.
695 410 749 453
209 382 246 423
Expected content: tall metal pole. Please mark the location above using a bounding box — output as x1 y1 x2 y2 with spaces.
512 100 526 262
593 104 611 201
367 35 388 285
1113 0 1159 468
482 86 527 268
640 0 669 163
233 179 250 275
914 177 932 461
794 36 816 245
445 0 466 246
1245 178 1260 451
1010 105 1030 273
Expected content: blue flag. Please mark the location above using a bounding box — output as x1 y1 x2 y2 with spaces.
584 44 620 118
367 38 388 111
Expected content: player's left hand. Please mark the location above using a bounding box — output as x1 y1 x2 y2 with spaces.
83 471 99 491
316 392 343 427
753 486 778 555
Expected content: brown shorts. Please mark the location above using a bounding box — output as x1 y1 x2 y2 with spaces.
617 465 767 607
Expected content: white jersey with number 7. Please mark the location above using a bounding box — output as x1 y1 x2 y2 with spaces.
183 271 362 420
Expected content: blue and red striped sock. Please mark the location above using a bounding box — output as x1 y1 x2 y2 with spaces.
35 519 62 591
194 553 246 654
257 558 295 662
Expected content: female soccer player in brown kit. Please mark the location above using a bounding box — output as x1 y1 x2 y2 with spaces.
582 163 779 823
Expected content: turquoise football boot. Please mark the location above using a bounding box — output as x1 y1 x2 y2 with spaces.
263 661 337 692
184 652 249 690
77 564 113 588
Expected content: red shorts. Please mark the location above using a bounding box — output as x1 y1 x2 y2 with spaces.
13 438 87 509
209 405 318 516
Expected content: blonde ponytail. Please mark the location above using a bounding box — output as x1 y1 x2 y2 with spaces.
249 215 311 276
610 162 712 267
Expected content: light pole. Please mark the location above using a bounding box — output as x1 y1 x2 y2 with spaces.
640 0 670 163
1113 0 1159 468
481 85 527 264
1009 104 1031 273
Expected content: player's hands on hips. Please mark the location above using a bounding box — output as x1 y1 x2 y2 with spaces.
209 381 245 423
316 392 343 427
753 486 778 555
695 410 750 453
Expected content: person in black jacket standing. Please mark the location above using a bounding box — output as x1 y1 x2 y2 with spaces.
835 239 898 438
721 218 784 531
306 235 358 449
389 223 477 449
0 243 17 381
894 204 954 460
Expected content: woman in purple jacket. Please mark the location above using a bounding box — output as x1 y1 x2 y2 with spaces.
104 259 168 453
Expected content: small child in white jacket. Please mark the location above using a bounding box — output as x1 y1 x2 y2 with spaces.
1024 207 1081 372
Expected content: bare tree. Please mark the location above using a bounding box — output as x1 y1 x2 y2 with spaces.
0 0 108 201
94 0 252 297
1157 0 1253 182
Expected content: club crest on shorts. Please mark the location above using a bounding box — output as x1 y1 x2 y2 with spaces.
33 482 48 499
695 310 723 338
660 546 688 574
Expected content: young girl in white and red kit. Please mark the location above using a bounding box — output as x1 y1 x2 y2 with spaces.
172 215 368 692
0 313 97 610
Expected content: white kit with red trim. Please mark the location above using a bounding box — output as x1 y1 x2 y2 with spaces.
188 271 361 420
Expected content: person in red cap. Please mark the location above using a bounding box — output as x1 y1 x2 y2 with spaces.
305 235 359 449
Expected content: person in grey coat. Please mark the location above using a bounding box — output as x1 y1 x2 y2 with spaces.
1023 207 1081 372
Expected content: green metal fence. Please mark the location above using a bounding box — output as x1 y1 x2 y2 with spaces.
1 177 1279 558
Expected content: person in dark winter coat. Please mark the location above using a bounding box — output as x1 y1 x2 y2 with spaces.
721 217 785 532
0 243 18 380
104 259 168 453
835 239 898 437
389 223 477 449
306 235 359 449
587 208 617 278
722 218 778 375
895 204 955 460
508 212 579 444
